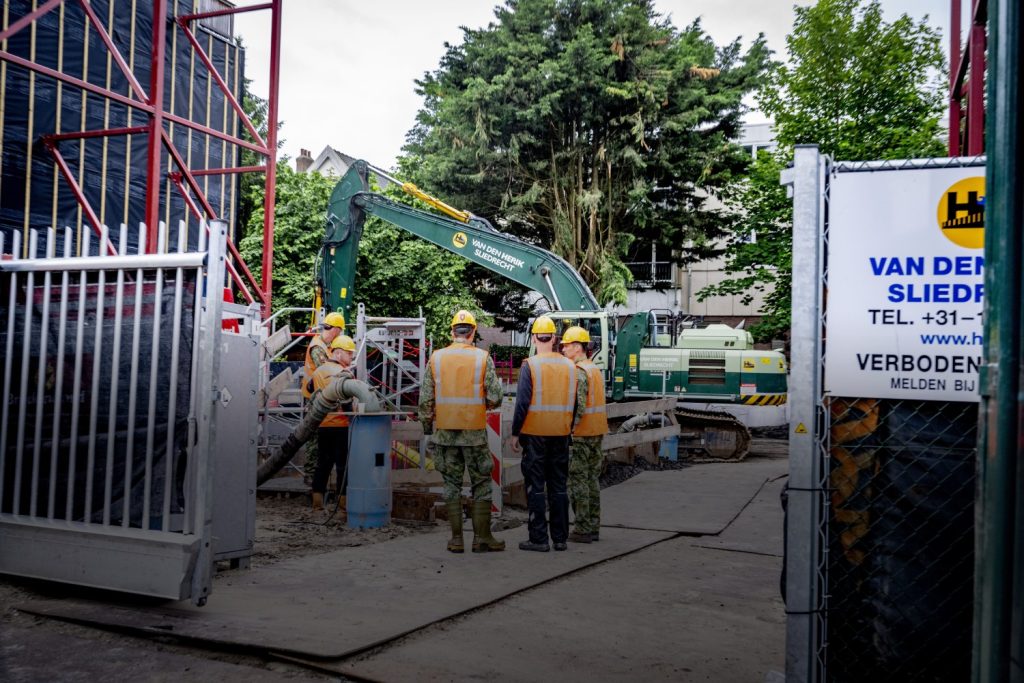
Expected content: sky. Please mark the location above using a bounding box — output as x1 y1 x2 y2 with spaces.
234 1 953 171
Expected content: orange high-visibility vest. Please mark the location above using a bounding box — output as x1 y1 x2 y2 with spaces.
521 352 577 436
310 361 351 427
303 333 328 399
431 343 488 430
573 359 608 437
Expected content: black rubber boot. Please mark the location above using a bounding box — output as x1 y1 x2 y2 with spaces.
471 501 505 552
446 501 464 553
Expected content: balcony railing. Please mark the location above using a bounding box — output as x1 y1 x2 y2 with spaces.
625 260 674 288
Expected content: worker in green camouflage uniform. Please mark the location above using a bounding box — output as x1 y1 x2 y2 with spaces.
561 326 608 543
419 310 505 553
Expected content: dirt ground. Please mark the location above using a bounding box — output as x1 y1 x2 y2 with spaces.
245 492 528 570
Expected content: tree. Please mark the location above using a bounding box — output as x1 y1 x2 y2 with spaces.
405 0 770 313
239 163 334 331
700 0 945 340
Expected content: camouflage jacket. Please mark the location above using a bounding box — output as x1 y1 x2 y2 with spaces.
418 347 502 446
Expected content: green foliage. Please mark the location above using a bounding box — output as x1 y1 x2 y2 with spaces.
701 0 946 341
698 151 792 340
404 0 771 314
355 217 487 344
239 163 334 331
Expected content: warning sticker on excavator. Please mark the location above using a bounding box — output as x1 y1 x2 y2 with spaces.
452 232 467 248
743 360 755 370
629 354 637 368
795 423 808 434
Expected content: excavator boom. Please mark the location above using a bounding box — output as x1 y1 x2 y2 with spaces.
319 160 598 320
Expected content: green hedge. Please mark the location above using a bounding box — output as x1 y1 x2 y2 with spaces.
489 344 530 367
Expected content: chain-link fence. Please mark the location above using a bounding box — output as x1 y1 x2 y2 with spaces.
823 398 976 681
786 150 985 682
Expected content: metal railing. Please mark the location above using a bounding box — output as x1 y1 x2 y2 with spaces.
0 220 226 605
625 260 674 286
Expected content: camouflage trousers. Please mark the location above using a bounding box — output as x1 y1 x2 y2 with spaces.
569 436 603 535
434 444 493 503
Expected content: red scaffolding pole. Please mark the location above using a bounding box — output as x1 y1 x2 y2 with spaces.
0 0 282 315
949 0 988 156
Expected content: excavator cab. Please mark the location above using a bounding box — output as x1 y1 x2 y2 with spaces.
543 311 613 375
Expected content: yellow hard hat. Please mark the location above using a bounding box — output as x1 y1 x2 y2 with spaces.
450 310 477 328
531 316 556 334
330 334 356 352
561 326 590 344
323 311 345 329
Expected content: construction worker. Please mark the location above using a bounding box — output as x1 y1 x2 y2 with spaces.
560 326 608 544
510 316 585 552
308 334 356 512
303 311 346 400
418 310 505 553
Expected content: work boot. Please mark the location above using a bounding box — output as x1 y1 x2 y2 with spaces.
470 501 506 553
568 531 592 544
311 492 324 511
518 540 550 552
446 501 464 553
337 494 347 519
553 542 568 551
591 532 600 542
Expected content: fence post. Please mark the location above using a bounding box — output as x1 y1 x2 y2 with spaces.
974 0 1023 678
783 144 826 683
189 219 227 606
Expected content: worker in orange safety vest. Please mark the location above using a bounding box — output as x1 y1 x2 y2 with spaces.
510 316 585 552
308 334 356 512
303 310 346 400
419 310 505 553
560 325 608 544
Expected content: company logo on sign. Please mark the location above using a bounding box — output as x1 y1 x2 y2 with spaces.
452 232 468 249
937 176 985 249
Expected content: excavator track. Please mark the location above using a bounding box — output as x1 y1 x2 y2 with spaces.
674 406 752 462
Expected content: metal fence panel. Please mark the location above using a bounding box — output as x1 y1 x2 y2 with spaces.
785 150 984 682
0 220 226 605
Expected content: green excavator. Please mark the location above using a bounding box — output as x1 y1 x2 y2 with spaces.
315 160 787 460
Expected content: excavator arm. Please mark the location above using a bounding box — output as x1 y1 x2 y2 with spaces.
317 160 599 319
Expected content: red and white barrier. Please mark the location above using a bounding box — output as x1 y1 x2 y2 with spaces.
486 410 502 515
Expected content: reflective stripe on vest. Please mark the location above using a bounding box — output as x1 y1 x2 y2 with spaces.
521 353 576 436
303 334 328 399
311 362 350 427
432 343 487 430
574 359 608 437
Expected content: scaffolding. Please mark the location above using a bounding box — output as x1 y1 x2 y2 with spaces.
0 0 282 314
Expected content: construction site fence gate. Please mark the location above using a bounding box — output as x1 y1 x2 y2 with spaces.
0 219 227 605
783 147 984 682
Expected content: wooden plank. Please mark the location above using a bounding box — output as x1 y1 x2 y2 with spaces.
605 398 676 420
601 424 680 451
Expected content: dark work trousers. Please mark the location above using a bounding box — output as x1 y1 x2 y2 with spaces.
520 434 571 544
312 427 349 495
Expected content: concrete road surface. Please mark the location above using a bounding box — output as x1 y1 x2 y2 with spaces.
3 455 788 681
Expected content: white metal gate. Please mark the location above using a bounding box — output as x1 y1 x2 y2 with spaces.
0 219 226 605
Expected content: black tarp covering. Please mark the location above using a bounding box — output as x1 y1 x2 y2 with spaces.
826 399 977 682
0 0 243 255
0 269 196 528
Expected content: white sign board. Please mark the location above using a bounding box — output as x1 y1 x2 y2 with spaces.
826 165 985 401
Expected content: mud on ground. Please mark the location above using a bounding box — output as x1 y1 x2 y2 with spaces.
247 493 528 570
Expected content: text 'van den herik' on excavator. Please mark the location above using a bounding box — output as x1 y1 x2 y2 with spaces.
313 160 788 461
